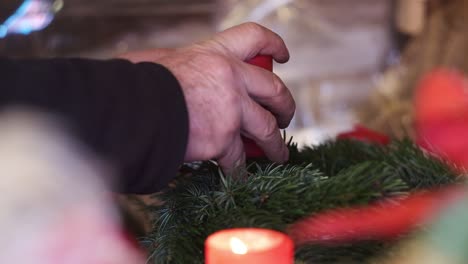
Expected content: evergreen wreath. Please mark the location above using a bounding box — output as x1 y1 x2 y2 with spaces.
141 136 461 264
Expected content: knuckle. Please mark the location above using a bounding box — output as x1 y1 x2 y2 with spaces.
289 100 297 119
243 22 266 37
283 90 296 122
210 55 235 82
261 114 279 140
271 74 285 98
271 76 295 126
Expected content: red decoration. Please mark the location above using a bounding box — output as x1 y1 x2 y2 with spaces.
415 68 468 124
205 228 294 264
243 137 266 158
415 68 468 167
336 125 390 145
288 187 464 245
243 55 274 158
120 230 141 251
247 55 273 71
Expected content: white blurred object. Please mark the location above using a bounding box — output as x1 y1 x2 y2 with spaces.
218 0 393 146
288 124 353 149
0 108 143 264
0 0 63 38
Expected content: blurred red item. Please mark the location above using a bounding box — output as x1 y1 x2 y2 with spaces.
415 68 468 124
247 55 273 71
288 187 464 245
337 125 390 145
415 68 468 167
243 55 274 158
243 137 266 158
121 230 141 251
417 119 468 168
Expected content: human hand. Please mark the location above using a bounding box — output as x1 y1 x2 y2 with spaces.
120 23 295 173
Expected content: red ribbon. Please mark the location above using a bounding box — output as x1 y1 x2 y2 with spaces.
337 125 390 145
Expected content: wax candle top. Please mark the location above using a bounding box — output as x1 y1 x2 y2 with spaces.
206 228 288 254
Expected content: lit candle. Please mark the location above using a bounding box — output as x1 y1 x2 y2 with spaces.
205 228 294 264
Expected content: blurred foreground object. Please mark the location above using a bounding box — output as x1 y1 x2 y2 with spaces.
0 109 143 263
0 0 62 38
379 194 468 264
289 187 464 245
415 68 468 168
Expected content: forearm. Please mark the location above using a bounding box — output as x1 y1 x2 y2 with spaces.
0 57 188 193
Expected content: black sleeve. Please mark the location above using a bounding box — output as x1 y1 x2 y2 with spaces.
0 57 189 194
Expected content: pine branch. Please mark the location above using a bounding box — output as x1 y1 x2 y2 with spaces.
143 139 461 264
288 139 387 176
382 139 461 189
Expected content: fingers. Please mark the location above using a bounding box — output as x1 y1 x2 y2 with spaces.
211 22 290 63
217 134 246 176
238 63 295 128
241 98 289 163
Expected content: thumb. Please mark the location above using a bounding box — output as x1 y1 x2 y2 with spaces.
211 22 289 62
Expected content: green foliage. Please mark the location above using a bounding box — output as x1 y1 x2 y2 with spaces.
143 139 461 264
288 139 387 176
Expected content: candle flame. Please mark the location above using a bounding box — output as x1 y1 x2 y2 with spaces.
230 237 248 255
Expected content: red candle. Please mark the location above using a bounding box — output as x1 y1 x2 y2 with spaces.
247 55 273 71
205 228 294 264
243 55 274 158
